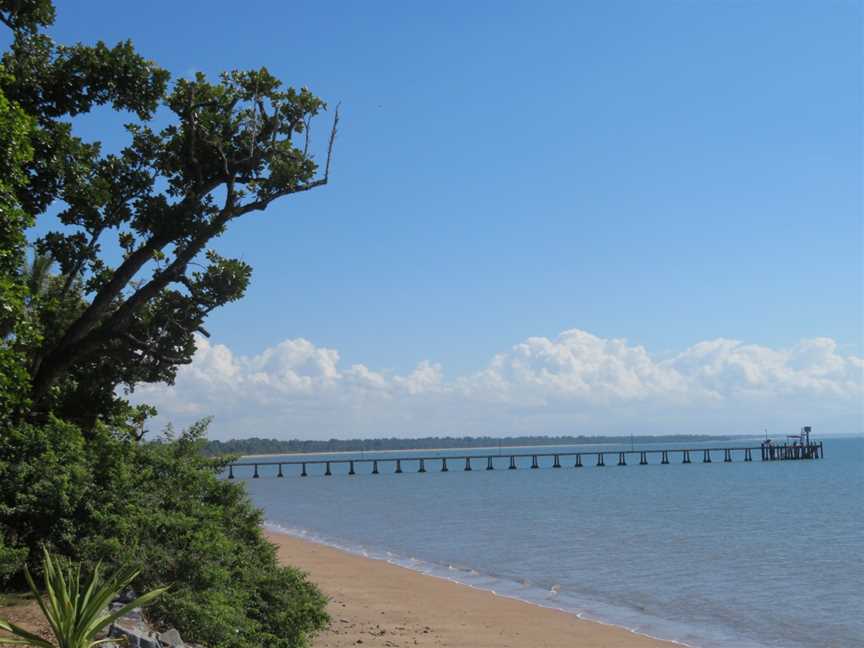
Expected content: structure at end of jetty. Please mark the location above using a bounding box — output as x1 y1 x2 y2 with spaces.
760 426 820 461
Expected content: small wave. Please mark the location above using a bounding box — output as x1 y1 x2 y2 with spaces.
263 519 713 648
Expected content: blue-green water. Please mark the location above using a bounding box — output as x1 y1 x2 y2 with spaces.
239 437 863 647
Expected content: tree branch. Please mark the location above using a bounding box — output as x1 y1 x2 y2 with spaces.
48 236 165 351
59 226 103 299
232 105 339 217
235 178 328 217
324 103 340 181
302 114 311 157
117 332 185 364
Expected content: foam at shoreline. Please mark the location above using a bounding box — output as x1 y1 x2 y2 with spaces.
264 521 766 648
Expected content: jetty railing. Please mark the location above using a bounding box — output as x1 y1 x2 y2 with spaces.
224 442 823 479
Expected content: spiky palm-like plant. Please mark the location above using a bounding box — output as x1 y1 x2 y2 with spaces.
22 251 54 303
0 548 167 648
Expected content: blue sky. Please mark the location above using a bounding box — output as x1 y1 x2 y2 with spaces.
22 2 864 438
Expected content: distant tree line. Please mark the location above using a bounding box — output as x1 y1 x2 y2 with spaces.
202 434 742 457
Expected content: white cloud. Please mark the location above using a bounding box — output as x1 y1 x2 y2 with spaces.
133 330 864 439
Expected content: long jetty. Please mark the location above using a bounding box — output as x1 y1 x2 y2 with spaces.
225 442 823 479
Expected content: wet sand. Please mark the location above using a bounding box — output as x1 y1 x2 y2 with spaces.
266 529 676 648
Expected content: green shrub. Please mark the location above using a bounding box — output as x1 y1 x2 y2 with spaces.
0 419 90 563
0 419 328 648
0 533 27 585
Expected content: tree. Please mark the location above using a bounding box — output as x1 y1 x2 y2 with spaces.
0 0 338 428
0 76 36 427
0 4 333 643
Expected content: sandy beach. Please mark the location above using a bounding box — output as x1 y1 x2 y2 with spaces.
265 530 675 648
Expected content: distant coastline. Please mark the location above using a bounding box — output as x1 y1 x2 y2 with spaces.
203 434 747 457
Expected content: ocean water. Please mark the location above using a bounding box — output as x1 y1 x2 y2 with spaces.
237 437 864 648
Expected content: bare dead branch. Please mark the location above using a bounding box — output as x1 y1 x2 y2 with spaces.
324 103 340 181
303 114 312 157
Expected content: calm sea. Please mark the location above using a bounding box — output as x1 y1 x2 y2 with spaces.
238 437 863 648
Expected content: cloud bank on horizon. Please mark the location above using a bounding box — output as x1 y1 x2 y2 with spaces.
134 329 864 440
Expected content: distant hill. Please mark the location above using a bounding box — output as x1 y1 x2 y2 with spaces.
201 434 744 457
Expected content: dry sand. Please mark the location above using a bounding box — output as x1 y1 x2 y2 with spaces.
1 533 677 648
266 530 676 648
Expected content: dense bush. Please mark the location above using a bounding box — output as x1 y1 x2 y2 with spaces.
0 418 329 647
0 418 91 564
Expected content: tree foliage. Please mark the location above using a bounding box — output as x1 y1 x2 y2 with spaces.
0 419 329 647
80 421 329 648
0 74 37 426
0 0 337 428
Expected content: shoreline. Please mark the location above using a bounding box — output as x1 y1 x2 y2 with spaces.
265 528 681 648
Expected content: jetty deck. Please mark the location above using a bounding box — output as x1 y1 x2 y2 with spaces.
225 442 823 479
